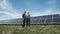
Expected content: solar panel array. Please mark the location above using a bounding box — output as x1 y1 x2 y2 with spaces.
30 14 60 24
0 14 60 24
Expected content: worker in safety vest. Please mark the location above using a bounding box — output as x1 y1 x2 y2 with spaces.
26 12 30 26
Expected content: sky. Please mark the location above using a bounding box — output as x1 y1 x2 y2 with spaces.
0 0 60 20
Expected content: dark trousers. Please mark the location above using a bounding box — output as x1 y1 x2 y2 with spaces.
26 18 30 26
22 19 26 27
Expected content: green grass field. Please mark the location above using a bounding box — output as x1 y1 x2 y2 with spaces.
0 24 60 34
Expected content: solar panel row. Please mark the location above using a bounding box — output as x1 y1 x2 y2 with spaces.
0 14 60 24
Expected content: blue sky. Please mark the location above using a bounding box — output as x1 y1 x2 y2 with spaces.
0 0 60 20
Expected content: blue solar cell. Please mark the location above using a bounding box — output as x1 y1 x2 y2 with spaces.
53 17 60 22
30 19 33 23
41 16 46 19
39 19 45 23
53 14 59 18
30 17 34 20
30 17 37 23
46 18 52 23
47 15 52 18
30 17 40 24
34 19 39 23
37 16 41 18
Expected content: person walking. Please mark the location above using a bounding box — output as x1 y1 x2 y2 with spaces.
22 11 27 27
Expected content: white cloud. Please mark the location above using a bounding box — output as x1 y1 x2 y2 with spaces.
31 8 60 17
48 0 57 5
0 11 21 20
26 1 32 6
44 9 53 15
31 9 53 17
48 0 57 8
0 0 59 20
59 11 60 14
0 0 21 20
31 12 41 17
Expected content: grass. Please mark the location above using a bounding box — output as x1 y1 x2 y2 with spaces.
0 24 60 34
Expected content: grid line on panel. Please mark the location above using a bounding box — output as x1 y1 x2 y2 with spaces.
52 14 53 23
31 17 35 23
44 16 47 24
53 17 60 23
33 17 39 24
20 20 22 23
31 17 37 23
34 17 39 24
38 16 41 23
39 16 45 24
41 16 46 24
30 17 34 23
47 15 52 18
39 17 41 23
45 15 52 24
53 14 59 18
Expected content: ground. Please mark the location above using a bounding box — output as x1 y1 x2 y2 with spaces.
0 24 60 34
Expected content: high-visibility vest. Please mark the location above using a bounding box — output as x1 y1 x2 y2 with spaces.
27 14 30 18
